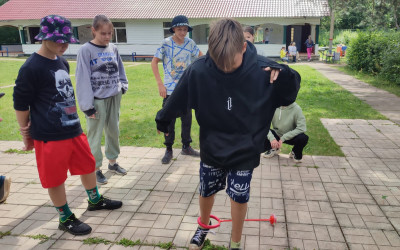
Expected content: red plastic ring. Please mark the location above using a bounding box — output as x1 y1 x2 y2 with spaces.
197 215 221 229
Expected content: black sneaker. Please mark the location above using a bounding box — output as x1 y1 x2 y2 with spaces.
189 226 209 250
182 146 200 157
58 214 92 236
161 149 173 164
87 195 122 211
289 151 302 163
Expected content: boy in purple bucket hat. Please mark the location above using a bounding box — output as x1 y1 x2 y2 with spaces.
13 15 122 236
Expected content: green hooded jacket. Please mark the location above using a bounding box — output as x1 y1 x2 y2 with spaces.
267 102 306 142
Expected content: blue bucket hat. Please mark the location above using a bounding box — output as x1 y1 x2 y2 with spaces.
35 15 79 44
169 15 193 33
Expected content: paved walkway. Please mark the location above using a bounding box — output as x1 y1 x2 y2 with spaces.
309 63 400 125
1 63 400 249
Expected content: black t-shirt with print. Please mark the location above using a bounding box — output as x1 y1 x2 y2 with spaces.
14 53 82 141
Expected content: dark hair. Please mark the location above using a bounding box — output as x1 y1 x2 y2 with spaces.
208 18 245 72
243 26 254 36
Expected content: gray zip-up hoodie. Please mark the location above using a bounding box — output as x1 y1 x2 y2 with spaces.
76 42 128 116
267 102 306 142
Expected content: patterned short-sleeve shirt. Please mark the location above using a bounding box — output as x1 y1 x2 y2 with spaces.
154 36 200 95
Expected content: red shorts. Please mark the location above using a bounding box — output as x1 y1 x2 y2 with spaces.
34 133 95 188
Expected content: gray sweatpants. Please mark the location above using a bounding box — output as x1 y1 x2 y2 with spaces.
86 92 122 169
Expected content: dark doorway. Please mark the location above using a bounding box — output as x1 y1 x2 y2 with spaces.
301 24 311 52
286 25 302 52
29 27 40 44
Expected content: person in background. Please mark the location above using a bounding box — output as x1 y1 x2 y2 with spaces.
288 42 297 63
76 15 129 185
263 101 308 163
304 35 315 61
280 46 289 63
151 15 203 165
243 26 255 44
264 27 270 44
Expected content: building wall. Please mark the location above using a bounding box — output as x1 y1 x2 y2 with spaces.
6 17 321 57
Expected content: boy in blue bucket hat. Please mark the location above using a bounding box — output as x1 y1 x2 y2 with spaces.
151 15 203 164
13 15 122 236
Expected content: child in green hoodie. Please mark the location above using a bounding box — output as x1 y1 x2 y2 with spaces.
263 102 308 162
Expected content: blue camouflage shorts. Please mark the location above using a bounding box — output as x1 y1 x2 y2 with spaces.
199 162 253 204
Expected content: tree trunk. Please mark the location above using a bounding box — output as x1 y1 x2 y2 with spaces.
329 0 336 52
394 0 399 30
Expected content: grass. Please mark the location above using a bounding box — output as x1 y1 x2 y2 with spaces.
4 148 33 154
26 234 50 244
0 231 11 239
0 59 386 156
335 65 400 98
83 237 112 245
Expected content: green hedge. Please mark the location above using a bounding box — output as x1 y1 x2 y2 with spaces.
347 31 400 85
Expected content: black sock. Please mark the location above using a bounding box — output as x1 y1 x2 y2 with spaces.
166 146 172 151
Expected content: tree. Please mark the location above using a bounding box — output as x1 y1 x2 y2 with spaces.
0 0 9 6
322 0 399 31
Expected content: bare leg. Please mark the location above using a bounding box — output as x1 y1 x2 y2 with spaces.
48 183 67 207
109 159 116 165
80 171 97 190
230 198 247 243
199 194 215 226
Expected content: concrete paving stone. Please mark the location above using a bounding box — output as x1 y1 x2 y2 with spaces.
115 226 137 241
347 157 390 171
362 139 398 149
341 146 377 158
172 229 191 247
285 199 309 212
259 236 288 247
51 239 84 249
316 241 348 250
335 138 367 148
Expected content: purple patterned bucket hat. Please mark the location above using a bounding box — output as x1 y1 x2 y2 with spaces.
35 15 79 44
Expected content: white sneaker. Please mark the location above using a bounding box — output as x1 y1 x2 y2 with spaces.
263 148 280 158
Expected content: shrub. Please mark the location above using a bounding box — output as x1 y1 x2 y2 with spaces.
347 31 400 85
380 34 400 85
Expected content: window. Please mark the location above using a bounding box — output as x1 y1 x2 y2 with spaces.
112 22 127 43
163 22 172 38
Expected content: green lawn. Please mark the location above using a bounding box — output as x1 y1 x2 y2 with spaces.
0 59 385 156
335 65 400 98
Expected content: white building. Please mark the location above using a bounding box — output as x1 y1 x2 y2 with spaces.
0 0 330 57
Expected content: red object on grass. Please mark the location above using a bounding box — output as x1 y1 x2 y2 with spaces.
197 214 277 229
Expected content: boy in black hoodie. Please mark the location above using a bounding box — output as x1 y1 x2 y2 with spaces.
156 19 300 250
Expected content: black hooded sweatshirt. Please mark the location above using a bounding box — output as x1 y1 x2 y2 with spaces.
156 42 301 170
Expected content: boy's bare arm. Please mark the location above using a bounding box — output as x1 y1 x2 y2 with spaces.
15 110 34 151
151 57 167 98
